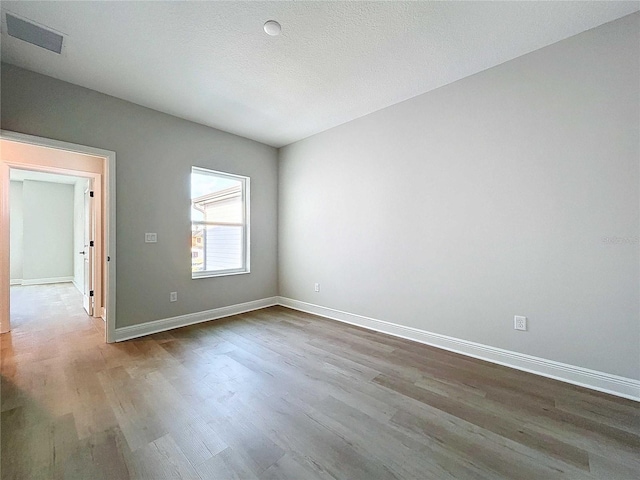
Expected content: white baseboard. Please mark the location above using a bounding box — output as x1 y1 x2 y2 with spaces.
278 297 640 402
21 276 74 286
10 279 22 285
114 297 279 342
109 293 639 401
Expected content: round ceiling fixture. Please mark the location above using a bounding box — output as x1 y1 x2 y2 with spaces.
263 20 281 36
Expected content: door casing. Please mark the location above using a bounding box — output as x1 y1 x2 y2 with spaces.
83 182 94 316
0 131 116 343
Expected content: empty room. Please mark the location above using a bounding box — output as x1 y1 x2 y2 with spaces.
0 1 638 479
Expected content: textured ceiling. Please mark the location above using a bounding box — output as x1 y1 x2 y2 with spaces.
1 1 638 147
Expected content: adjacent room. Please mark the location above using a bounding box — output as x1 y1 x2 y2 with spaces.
0 2 638 479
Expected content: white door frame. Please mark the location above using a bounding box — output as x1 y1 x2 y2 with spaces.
82 182 95 317
0 130 116 343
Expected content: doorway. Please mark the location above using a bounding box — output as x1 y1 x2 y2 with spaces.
0 131 116 342
9 169 94 316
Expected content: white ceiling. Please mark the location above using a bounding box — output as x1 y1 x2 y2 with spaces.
1 1 638 148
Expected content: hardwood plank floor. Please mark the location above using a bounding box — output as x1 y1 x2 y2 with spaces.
1 283 638 479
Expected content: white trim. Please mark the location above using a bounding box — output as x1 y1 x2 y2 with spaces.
106 293 640 401
191 166 250 280
0 130 116 343
278 297 640 402
21 276 74 285
114 297 278 342
192 269 250 280
1 130 115 159
10 279 22 285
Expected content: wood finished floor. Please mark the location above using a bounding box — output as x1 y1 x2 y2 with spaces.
1 284 639 480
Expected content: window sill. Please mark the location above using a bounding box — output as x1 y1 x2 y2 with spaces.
192 269 250 280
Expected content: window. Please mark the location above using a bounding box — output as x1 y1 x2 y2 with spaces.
191 167 250 278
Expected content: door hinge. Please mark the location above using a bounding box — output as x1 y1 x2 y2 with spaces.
89 290 94 297
90 191 94 197
90 240 94 247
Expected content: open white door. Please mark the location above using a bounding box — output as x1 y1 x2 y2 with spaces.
82 183 94 316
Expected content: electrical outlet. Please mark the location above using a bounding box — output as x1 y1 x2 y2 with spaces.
514 315 527 331
170 292 177 302
314 283 320 292
145 233 157 243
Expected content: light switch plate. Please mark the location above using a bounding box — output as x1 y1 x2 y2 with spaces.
145 233 157 243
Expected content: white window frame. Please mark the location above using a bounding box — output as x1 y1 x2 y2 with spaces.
191 167 250 279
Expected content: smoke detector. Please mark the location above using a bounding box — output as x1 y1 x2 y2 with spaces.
263 20 281 36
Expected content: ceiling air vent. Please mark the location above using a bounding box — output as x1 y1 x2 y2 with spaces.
6 13 63 54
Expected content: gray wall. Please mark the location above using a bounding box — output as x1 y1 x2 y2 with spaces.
279 14 639 379
2 14 637 379
21 180 74 281
9 181 23 281
1 65 279 328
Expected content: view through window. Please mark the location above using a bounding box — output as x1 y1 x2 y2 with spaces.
191 167 249 278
